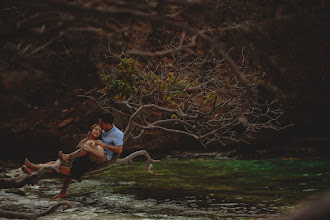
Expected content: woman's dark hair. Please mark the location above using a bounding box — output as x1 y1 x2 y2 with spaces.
100 112 114 124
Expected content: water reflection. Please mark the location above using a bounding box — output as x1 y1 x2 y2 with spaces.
1 158 330 219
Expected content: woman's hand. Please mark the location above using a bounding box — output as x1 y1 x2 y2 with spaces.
83 143 105 159
82 143 94 152
95 140 105 147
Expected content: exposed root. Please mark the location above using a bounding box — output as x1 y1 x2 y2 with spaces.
0 200 75 219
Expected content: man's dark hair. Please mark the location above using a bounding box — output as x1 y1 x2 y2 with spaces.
100 112 114 124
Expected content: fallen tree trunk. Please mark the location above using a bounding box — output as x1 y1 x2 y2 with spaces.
0 150 159 189
0 159 64 189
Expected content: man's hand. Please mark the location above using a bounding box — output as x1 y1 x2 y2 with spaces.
95 140 105 147
95 140 123 153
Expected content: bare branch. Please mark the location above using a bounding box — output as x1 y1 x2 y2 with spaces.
11 0 253 91
128 34 197 56
116 150 160 174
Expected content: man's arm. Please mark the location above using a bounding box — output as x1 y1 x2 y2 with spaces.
95 140 123 153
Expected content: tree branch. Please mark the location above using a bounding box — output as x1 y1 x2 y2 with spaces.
116 150 160 174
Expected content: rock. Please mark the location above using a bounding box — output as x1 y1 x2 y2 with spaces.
5 189 26 196
282 193 330 220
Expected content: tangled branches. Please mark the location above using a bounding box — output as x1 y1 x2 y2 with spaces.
0 0 292 148
85 50 289 148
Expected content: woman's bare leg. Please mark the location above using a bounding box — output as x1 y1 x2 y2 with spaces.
53 176 72 199
58 166 71 176
59 149 87 162
24 158 56 170
21 165 32 175
58 151 72 162
53 166 72 198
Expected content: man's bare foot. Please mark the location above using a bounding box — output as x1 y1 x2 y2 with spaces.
21 165 32 175
52 191 67 199
58 151 73 162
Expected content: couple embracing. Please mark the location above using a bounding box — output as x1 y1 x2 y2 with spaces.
22 112 124 198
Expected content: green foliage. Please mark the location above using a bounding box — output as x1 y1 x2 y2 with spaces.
100 58 188 103
99 58 139 100
99 57 223 112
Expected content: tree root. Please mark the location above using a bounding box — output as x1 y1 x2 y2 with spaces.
0 200 75 219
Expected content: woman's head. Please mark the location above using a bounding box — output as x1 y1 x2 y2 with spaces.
76 124 102 148
88 124 102 140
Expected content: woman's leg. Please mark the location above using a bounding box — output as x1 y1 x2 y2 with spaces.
21 165 32 175
24 158 56 170
22 158 56 174
58 166 71 176
53 176 72 199
23 158 71 176
59 148 88 162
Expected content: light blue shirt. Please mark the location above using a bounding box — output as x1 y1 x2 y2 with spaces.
101 124 124 161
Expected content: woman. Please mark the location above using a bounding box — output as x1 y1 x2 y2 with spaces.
22 124 107 197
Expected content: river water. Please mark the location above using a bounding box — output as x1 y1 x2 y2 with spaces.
1 158 330 219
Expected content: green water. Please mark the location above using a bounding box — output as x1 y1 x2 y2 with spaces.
1 158 330 219
87 158 330 218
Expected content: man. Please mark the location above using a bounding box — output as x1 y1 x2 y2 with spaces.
54 112 124 198
96 112 123 159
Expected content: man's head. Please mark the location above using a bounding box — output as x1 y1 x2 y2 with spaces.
99 112 114 132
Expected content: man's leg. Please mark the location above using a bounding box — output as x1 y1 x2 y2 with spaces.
53 176 72 199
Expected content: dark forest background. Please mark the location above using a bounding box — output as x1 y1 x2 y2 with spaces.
1 0 329 162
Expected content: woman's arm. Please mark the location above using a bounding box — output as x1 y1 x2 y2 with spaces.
83 143 105 158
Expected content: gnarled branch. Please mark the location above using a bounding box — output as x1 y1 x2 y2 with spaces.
116 150 160 174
